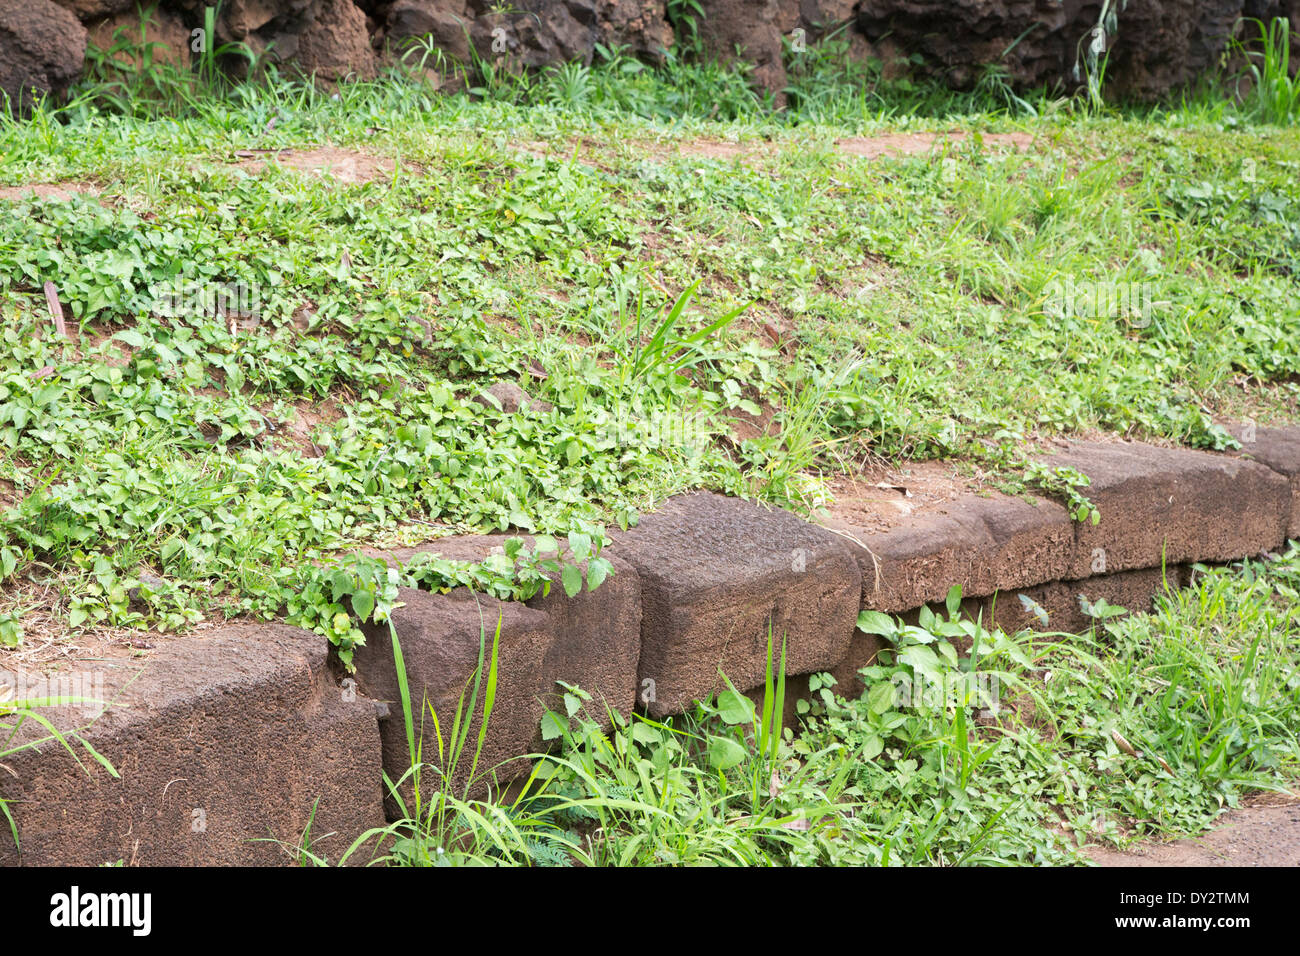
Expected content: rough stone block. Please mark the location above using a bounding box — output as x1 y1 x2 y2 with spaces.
610 492 860 717
354 587 553 806
825 492 1072 612
1043 440 1289 577
0 624 385 866
1225 424 1300 541
380 533 642 726
976 565 1189 636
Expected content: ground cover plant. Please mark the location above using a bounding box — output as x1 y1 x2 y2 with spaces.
320 547 1300 866
0 16 1298 867
2 28 1298 647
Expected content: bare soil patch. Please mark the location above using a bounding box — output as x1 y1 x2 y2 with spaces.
834 130 1034 159
1086 789 1300 866
0 183 97 202
262 395 344 458
660 130 1035 164
824 459 989 534
231 147 396 184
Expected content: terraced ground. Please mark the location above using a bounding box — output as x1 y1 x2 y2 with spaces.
1 50 1298 866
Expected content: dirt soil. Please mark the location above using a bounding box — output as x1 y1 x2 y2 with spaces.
511 130 1035 168
1087 790 1300 867
230 147 396 183
823 459 991 534
0 183 96 201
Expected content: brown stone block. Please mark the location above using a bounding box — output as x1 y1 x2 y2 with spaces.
353 587 550 807
381 533 642 727
1043 440 1289 577
0 624 385 866
1224 424 1300 541
610 492 860 717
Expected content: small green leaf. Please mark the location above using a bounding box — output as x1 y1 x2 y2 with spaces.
716 689 755 725
540 710 568 741
561 564 582 598
857 610 896 636
706 735 746 770
867 681 896 715
350 590 375 622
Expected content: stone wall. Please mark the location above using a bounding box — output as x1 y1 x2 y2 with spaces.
3 1 1297 112
4 428 1297 863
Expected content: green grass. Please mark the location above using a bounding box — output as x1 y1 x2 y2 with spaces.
0 36 1297 651
328 548 1300 866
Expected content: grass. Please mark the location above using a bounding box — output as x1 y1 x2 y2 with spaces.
0 22 1297 866
319 547 1300 867
2 37 1298 645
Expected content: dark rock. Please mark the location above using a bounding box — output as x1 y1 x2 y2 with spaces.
1 0 87 115
610 491 861 717
0 624 385 866
296 0 379 78
855 0 1299 100
385 0 472 60
49 0 134 18
978 565 1191 635
698 0 789 102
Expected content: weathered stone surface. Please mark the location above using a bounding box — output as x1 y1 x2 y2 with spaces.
1043 440 1290 578
0 624 385 866
1225 424 1300 540
977 565 1190 636
1 0 87 115
295 0 378 78
88 6 192 69
821 624 885 703
975 494 1075 588
698 0 788 102
472 380 554 414
594 0 673 61
382 533 642 726
354 587 554 806
610 491 860 717
825 491 1072 612
50 0 134 19
854 0 1298 99
831 506 992 613
385 0 472 60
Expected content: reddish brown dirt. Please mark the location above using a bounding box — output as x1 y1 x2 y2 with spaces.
231 147 395 184
1087 790 1300 866
824 460 990 534
259 396 344 458
834 130 1034 159
513 130 1035 168
0 183 96 201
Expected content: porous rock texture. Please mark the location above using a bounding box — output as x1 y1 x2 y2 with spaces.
353 587 555 807
856 0 1300 98
352 534 641 805
1043 439 1289 577
610 491 862 717
8 1 1295 113
0 624 385 866
1225 424 1300 540
1 1 88 115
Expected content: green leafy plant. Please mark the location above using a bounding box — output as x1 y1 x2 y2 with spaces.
1232 17 1300 125
1024 462 1101 524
